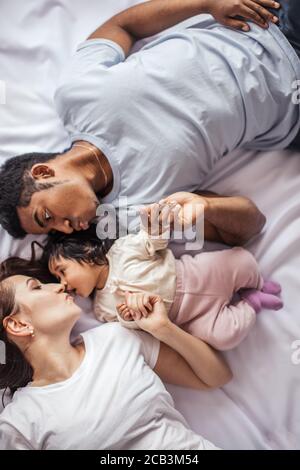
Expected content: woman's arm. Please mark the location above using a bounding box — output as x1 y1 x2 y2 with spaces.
118 293 232 389
88 0 279 56
153 341 211 389
153 318 232 389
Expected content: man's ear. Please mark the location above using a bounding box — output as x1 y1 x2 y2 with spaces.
31 163 55 180
3 316 33 338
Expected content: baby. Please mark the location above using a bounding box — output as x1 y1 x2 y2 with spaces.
43 194 283 351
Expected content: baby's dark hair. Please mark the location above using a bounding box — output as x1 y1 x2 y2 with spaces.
40 225 115 269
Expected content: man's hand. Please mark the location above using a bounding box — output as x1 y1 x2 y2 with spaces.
158 192 206 230
159 190 266 246
140 193 205 239
207 0 280 31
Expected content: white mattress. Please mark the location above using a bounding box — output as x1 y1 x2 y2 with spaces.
1 0 300 450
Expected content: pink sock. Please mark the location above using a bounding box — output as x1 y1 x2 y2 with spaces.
240 289 262 313
262 280 282 295
259 291 283 310
241 289 283 313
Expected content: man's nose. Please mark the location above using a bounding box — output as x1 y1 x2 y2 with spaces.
55 219 73 234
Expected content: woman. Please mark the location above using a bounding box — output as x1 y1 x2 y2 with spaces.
0 258 231 450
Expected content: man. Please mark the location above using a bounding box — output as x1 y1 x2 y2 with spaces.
0 0 299 245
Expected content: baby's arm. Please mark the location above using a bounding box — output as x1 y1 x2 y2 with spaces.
139 201 181 253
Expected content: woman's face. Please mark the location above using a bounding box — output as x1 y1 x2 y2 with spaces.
48 256 100 297
3 275 81 337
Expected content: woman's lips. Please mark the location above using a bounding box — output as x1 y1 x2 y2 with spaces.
65 293 74 302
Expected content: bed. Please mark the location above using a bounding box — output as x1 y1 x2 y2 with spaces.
0 0 299 450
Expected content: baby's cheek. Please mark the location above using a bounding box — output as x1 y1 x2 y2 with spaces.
65 273 78 290
81 272 97 292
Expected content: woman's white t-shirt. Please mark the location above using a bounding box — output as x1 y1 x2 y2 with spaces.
0 323 217 450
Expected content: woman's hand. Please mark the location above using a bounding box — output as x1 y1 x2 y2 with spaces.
207 0 280 31
117 292 170 336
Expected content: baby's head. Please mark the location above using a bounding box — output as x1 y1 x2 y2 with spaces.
42 228 114 297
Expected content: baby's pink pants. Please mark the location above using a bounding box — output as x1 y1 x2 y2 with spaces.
169 247 263 350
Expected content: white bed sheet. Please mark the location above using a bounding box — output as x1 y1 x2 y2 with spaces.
1 0 300 450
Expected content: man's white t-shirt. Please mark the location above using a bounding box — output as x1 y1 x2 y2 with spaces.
54 17 300 233
0 323 218 450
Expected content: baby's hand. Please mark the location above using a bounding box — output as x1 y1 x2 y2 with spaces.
119 293 170 335
117 304 135 322
158 192 205 231
118 291 153 320
140 201 181 237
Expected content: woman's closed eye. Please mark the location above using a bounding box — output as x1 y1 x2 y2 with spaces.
27 278 42 290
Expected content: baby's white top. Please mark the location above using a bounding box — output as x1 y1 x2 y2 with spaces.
93 230 177 329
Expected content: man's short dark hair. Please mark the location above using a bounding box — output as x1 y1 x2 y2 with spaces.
0 152 59 238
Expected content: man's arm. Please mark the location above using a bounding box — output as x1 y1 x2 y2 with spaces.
160 191 266 246
195 190 266 246
88 0 209 55
88 0 279 56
